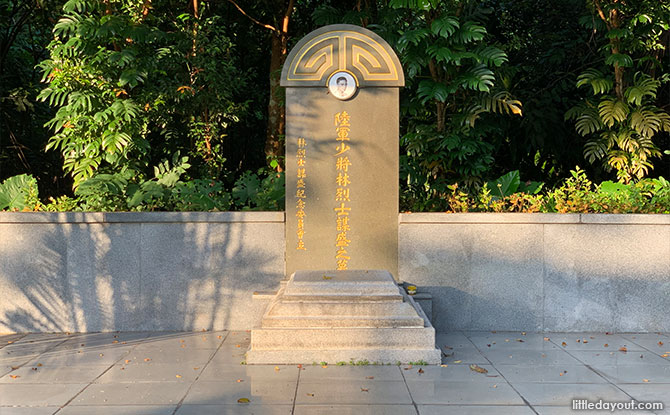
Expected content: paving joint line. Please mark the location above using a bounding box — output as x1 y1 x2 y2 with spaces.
621 334 670 360
170 330 231 415
290 360 302 414
463 331 539 415
546 335 647 408
398 363 420 415
52 334 152 414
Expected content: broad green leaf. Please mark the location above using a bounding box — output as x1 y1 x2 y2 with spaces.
431 16 459 38
605 53 633 68
0 174 38 211
486 170 520 198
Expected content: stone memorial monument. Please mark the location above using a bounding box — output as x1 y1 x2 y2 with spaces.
246 24 440 364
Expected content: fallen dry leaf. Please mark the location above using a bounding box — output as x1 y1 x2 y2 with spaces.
31 367 37 371
604 344 609 347
440 364 448 368
619 347 628 352
418 368 424 374
323 275 333 280
175 375 182 378
544 337 550 341
306 393 314 397
36 363 42 367
181 345 185 348
194 367 199 370
516 339 524 343
144 358 151 362
120 367 125 370
236 379 244 383
297 364 303 369
453 360 462 364
643 379 650 382
218 335 223 339
237 398 250 403
583 340 589 344
404 365 412 370
522 332 526 335
562 342 567 347
10 366 19 370
659 341 664 347
366 376 374 379
99 353 104 357
361 388 369 392
125 360 131 364
470 364 488 374
236 345 241 348
661 354 668 358
492 384 498 388
112 340 119 344
274 366 280 371
9 375 19 379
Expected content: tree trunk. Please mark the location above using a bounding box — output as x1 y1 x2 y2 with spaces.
609 8 624 100
265 32 286 170
264 0 294 171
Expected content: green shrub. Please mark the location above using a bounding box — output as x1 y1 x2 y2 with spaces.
0 174 40 211
442 167 670 214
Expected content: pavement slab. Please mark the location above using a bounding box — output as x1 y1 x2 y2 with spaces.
417 405 535 415
294 405 418 415
0 383 88 406
296 380 412 405
405 380 524 405
183 380 298 405
0 330 667 414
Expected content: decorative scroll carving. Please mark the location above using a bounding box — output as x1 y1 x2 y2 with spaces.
281 24 404 87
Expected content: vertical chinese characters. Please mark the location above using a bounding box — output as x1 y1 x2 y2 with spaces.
296 137 307 250
334 111 352 270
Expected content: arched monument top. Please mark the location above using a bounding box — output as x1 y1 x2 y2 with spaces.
280 24 405 88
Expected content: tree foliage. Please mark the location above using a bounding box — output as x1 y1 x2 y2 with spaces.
1 0 668 211
38 0 250 188
566 0 670 183
379 0 522 210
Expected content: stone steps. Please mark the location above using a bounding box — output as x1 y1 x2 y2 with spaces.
261 315 424 328
250 327 436 350
247 270 441 364
267 301 419 317
245 348 441 365
280 294 403 303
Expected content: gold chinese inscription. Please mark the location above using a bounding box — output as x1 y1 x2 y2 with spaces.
296 137 307 250
334 111 352 270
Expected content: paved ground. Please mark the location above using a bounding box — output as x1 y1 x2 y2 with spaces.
1 331 669 415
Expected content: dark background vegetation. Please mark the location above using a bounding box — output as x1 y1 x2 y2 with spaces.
1 0 668 211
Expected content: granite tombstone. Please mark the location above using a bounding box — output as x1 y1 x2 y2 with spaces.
282 24 403 280
247 24 440 364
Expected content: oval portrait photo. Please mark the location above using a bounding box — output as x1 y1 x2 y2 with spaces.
328 71 357 100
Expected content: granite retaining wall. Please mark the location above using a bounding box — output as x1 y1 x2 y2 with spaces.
1 212 667 332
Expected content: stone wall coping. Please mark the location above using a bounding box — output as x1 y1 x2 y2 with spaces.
1 211 667 225
0 211 286 224
399 212 669 225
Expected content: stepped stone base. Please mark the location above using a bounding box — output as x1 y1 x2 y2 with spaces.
247 270 441 365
